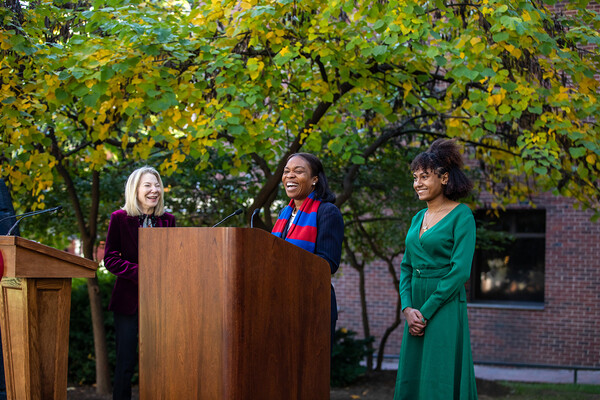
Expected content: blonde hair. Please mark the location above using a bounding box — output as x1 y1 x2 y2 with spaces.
122 166 165 216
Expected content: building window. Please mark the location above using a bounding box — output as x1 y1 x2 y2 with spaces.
471 209 545 304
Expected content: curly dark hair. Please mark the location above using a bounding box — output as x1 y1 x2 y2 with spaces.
287 153 336 203
410 139 473 201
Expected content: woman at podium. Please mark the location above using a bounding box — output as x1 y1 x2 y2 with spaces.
104 166 176 400
271 153 344 352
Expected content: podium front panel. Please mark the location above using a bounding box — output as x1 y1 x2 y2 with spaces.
139 227 330 400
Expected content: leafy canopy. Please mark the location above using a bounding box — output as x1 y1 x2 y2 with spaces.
1 0 599 217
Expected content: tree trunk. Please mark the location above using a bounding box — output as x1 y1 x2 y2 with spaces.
86 276 112 393
376 297 402 371
55 161 111 394
358 267 374 371
81 233 111 394
343 238 374 371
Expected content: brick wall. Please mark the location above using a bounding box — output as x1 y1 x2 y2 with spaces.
470 195 600 366
334 258 404 357
333 194 600 367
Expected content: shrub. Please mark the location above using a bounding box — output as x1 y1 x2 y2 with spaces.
331 328 374 387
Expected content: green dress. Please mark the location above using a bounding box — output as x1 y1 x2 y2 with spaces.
394 203 478 400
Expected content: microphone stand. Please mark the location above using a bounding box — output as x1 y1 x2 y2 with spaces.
250 208 260 229
4 206 62 236
212 208 243 228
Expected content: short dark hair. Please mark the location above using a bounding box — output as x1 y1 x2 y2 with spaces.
287 153 336 203
410 139 473 201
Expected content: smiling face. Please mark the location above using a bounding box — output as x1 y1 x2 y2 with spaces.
413 168 448 203
137 172 162 214
282 155 318 208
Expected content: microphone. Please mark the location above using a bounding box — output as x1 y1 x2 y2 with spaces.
250 208 260 229
4 206 63 236
212 208 243 228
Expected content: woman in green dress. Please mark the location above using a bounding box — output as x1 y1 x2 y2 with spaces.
394 139 478 400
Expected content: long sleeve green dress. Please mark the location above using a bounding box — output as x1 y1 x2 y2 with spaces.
394 203 478 400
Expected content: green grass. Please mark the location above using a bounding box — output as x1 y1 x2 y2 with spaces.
497 381 600 400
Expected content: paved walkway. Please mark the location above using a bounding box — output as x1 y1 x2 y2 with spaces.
379 360 600 385
474 364 600 385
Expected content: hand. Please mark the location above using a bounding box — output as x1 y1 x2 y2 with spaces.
403 307 427 336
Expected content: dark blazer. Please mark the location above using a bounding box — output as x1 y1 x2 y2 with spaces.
104 209 176 315
314 202 344 322
277 201 344 321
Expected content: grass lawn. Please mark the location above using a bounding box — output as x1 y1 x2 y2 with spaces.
482 381 600 400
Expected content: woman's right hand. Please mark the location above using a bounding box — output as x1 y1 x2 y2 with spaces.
403 307 427 336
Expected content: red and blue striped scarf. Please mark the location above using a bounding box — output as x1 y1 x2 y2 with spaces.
271 191 321 253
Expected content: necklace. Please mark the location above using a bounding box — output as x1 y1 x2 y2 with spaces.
422 206 450 232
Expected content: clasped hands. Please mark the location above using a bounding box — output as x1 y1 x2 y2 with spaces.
403 307 427 336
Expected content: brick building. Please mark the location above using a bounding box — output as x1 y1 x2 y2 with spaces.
333 193 600 369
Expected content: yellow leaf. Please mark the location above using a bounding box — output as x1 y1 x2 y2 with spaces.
579 77 598 95
448 118 461 128
172 108 181 123
402 81 412 100
487 93 504 106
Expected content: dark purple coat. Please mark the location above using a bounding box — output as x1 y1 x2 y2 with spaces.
104 209 176 315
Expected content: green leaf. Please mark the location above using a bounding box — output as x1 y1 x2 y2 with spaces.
434 55 447 66
82 92 101 107
528 105 543 114
58 70 71 81
55 88 69 101
498 104 511 114
492 32 510 42
372 45 388 56
101 66 116 81
92 82 110 95
569 147 586 158
351 155 365 164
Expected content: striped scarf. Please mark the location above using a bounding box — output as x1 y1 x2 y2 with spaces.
271 191 321 253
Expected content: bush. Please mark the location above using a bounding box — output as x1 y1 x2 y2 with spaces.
68 269 116 384
331 328 374 387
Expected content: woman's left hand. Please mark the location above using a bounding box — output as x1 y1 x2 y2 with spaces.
403 307 427 336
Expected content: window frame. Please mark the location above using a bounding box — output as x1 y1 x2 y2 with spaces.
469 208 546 307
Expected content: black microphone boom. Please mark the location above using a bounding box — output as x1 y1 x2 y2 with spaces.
5 206 62 236
212 208 243 228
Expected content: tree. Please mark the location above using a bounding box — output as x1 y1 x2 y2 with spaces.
3 1 600 216
2 0 600 387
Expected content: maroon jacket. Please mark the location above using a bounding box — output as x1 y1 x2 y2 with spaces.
104 209 176 315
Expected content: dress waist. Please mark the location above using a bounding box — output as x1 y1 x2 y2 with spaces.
412 266 451 278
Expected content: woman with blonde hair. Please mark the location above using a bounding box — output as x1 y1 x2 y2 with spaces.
104 166 176 400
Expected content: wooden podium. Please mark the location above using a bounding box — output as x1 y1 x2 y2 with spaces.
138 227 331 399
0 236 98 400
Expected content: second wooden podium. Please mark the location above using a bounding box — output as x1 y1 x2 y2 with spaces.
138 227 331 399
0 236 98 400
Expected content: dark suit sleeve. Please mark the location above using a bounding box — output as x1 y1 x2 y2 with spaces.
104 211 139 284
315 202 344 275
